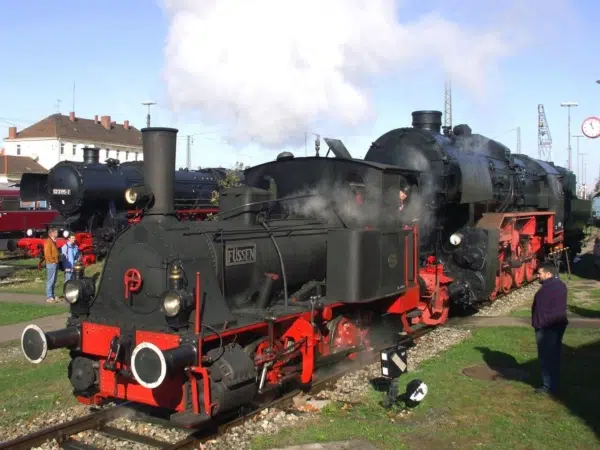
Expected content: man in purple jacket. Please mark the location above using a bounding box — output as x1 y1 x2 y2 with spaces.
531 263 568 395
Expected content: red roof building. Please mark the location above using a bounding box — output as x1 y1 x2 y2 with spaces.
3 112 143 169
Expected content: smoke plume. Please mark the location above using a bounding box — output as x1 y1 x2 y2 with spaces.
283 180 435 232
162 0 515 147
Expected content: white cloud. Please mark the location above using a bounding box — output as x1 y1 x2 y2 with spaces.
161 0 560 148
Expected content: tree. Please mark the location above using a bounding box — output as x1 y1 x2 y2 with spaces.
210 161 246 206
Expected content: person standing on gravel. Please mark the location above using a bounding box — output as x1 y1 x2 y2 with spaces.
43 228 60 303
531 263 569 395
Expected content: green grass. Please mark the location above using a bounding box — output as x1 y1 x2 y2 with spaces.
0 262 103 295
251 327 600 450
0 346 77 427
0 258 41 268
0 301 68 325
510 267 600 319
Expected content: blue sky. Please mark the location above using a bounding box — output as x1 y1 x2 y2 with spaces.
1 0 599 189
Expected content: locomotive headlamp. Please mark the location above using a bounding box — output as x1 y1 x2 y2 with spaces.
26 229 33 237
63 230 70 238
449 232 463 246
63 276 95 313
64 280 82 304
124 187 138 204
124 185 153 207
163 292 182 317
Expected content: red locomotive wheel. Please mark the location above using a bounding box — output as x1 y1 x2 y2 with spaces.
511 245 525 288
501 271 512 294
328 316 369 360
524 242 536 282
489 275 501 302
244 337 284 387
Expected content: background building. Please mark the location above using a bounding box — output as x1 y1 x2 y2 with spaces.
0 154 48 184
3 112 142 170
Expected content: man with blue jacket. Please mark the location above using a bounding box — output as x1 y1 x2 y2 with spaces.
531 263 569 395
61 235 80 282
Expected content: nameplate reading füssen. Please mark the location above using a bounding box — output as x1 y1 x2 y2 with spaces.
225 243 257 266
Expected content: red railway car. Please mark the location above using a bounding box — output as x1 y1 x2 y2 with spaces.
0 186 59 240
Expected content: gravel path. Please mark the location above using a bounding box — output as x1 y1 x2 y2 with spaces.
2 240 595 450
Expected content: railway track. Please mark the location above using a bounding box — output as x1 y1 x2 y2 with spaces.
0 326 434 450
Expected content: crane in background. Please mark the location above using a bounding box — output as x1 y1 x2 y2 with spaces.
538 104 552 161
442 80 520 154
443 79 452 136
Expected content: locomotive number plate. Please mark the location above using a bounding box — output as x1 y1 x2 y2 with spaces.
225 243 257 266
52 189 71 195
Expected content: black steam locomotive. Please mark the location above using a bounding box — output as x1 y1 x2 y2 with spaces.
19 113 588 429
17 147 235 260
363 111 590 304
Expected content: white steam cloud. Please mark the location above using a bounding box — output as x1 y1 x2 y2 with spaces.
283 180 435 232
162 0 515 147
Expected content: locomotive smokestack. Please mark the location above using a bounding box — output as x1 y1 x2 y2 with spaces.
141 127 178 216
412 111 442 134
82 147 100 164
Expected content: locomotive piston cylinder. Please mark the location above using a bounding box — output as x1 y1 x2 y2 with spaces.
130 342 197 389
21 324 80 364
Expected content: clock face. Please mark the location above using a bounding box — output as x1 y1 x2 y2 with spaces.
582 116 600 139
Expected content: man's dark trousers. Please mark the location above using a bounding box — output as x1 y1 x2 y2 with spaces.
535 323 567 393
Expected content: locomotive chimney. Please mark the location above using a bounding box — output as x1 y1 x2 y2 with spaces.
142 127 177 216
82 147 100 164
411 110 442 134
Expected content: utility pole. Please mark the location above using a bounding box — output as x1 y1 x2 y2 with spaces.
561 102 578 171
573 134 584 191
516 126 521 154
443 79 452 136
580 152 587 188
141 101 156 128
537 105 552 161
186 135 193 169
304 132 307 156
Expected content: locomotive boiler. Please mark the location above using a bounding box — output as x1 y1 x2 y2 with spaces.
363 110 590 304
20 126 451 427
